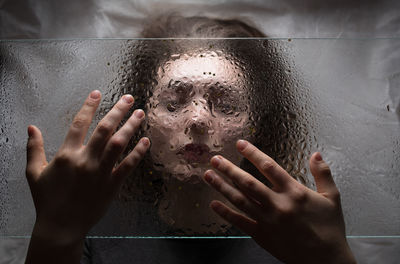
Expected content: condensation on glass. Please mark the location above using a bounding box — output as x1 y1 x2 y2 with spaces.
0 39 399 237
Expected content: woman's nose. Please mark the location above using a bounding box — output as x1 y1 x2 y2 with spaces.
186 99 212 136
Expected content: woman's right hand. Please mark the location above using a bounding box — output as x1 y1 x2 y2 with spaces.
25 90 149 264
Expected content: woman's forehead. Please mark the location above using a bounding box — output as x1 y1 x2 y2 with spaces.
157 55 243 81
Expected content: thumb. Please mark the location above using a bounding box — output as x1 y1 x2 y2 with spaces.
26 125 48 181
309 152 339 198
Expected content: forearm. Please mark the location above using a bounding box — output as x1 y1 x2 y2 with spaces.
25 221 85 264
304 240 356 264
329 240 356 264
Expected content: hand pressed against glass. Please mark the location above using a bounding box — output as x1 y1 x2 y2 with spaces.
204 140 356 264
25 90 149 264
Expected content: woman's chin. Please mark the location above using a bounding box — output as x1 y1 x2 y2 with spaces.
155 160 211 184
153 152 242 183
157 180 233 235
164 162 210 183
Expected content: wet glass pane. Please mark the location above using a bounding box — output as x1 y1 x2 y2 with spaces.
0 39 399 237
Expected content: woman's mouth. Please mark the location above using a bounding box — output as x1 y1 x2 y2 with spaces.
178 143 212 163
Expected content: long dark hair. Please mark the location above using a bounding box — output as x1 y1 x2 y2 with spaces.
100 14 314 234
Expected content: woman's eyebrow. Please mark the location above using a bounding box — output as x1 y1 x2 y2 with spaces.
207 84 227 92
159 83 194 99
207 85 243 96
164 81 194 91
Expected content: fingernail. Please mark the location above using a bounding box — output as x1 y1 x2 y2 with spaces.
27 125 34 137
204 171 214 183
135 109 144 118
123 94 134 104
315 152 323 161
141 137 150 146
211 156 222 167
90 90 101 99
237 140 247 151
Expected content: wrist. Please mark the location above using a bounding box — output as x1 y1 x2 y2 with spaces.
26 220 85 264
337 242 357 264
324 240 356 264
32 218 86 246
298 239 356 264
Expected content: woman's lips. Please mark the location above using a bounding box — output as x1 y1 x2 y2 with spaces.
178 143 212 163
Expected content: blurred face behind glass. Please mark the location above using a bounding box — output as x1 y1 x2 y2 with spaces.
146 51 252 182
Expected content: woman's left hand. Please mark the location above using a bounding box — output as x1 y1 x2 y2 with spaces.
203 140 356 264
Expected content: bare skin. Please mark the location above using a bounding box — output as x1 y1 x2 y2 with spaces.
24 91 356 264
25 90 149 264
204 140 356 264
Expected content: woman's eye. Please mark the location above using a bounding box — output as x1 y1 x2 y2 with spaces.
212 95 239 115
175 84 193 103
218 103 234 115
176 87 185 95
166 102 177 112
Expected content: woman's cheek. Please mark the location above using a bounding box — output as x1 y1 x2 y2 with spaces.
150 108 182 131
218 116 249 140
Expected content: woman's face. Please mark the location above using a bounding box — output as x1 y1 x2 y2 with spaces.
145 53 252 181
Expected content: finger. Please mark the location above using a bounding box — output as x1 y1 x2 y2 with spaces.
210 155 275 206
64 90 101 148
26 125 48 181
204 170 264 220
100 109 145 170
112 137 150 186
210 200 258 236
86 94 134 156
309 152 340 199
236 140 294 190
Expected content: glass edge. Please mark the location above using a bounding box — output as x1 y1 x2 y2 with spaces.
1 37 400 42
1 34 399 241
1 235 400 239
